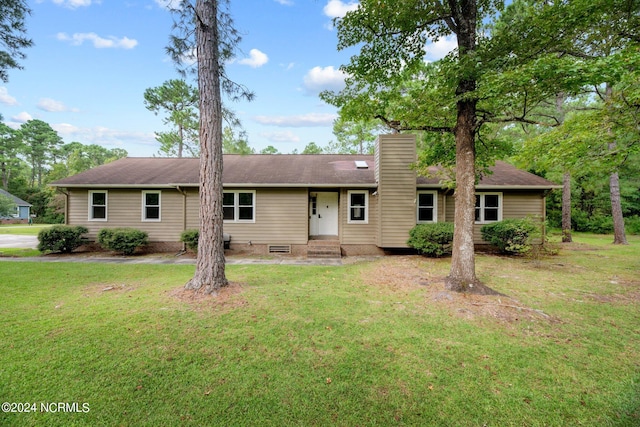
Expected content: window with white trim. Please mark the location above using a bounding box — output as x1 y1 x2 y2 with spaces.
142 191 161 221
417 191 437 223
475 193 502 223
348 190 368 224
223 191 255 222
89 191 107 221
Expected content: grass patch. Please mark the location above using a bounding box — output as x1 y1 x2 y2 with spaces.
0 235 638 426
0 224 52 236
0 248 40 257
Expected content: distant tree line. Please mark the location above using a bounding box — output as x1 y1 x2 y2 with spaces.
0 120 127 223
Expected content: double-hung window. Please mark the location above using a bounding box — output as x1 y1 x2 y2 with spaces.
417 191 437 223
475 193 502 223
223 191 255 222
142 191 161 221
348 190 368 224
89 191 107 221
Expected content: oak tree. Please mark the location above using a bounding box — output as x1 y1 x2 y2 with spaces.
325 0 603 293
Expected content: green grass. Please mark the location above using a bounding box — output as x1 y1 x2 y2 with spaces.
0 248 40 257
0 235 638 426
0 224 52 236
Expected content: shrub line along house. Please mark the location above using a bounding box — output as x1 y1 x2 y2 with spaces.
50 134 559 257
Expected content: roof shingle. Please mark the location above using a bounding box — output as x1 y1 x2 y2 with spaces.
50 155 557 189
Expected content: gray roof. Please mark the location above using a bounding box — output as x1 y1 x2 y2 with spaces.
49 155 558 189
0 189 31 206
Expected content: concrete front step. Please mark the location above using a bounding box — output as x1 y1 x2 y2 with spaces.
307 241 342 259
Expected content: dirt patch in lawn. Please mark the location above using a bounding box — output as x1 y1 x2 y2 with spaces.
168 282 248 312
363 256 559 324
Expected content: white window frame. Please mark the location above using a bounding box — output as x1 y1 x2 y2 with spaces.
88 190 108 221
475 192 502 224
223 190 256 223
347 190 369 224
142 191 161 222
417 191 438 224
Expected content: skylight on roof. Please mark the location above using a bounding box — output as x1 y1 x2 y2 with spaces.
355 160 369 169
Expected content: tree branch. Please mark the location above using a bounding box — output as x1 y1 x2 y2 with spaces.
374 115 453 133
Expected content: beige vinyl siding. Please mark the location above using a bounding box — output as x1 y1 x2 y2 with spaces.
503 192 545 219
444 191 546 243
67 188 186 241
185 188 200 230
375 134 417 248
444 194 455 223
437 193 447 222
209 188 309 245
340 189 378 244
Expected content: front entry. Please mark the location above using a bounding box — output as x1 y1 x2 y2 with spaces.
309 192 339 237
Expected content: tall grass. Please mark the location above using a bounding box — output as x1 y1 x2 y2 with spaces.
0 235 638 426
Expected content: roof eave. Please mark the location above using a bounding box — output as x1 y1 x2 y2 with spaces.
476 184 562 190
50 183 378 189
49 184 181 188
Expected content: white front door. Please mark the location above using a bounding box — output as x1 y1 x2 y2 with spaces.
309 192 339 236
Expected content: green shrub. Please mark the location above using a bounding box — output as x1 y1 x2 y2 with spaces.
97 228 149 256
572 211 614 234
481 218 539 255
624 215 640 235
37 225 88 253
180 229 199 252
407 223 454 257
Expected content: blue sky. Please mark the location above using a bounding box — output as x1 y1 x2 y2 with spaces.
1 0 455 156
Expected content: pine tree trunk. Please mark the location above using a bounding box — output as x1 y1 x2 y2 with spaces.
609 170 628 245
178 125 184 159
185 0 228 294
562 171 572 243
1 161 8 190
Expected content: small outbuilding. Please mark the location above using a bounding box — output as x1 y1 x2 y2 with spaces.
0 189 32 224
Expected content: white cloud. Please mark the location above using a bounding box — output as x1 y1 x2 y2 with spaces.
154 0 181 9
323 0 359 18
37 98 79 113
281 62 295 71
238 49 269 68
425 36 457 61
254 113 337 127
12 112 33 123
53 123 80 135
0 87 18 106
57 32 138 49
52 0 94 8
274 0 294 5
260 131 300 143
53 123 156 149
303 66 347 94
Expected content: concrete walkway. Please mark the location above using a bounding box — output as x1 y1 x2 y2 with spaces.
0 234 383 265
0 234 38 249
0 235 347 265
0 254 344 266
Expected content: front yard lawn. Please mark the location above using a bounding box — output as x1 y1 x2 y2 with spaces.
0 234 638 426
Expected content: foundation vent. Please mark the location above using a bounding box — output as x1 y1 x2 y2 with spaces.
268 244 292 254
